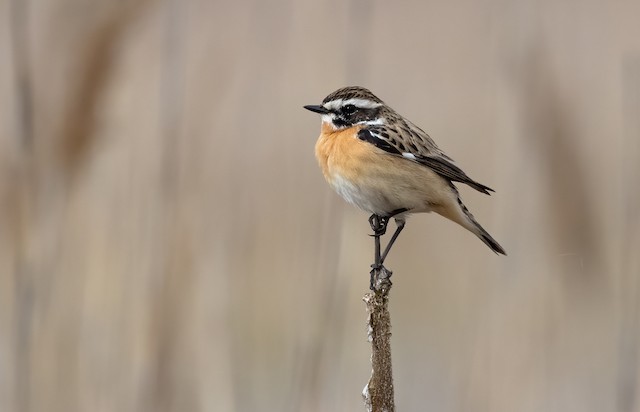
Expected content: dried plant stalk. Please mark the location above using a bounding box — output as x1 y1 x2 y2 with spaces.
362 265 395 412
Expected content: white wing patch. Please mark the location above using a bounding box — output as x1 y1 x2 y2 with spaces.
358 117 386 126
402 152 417 160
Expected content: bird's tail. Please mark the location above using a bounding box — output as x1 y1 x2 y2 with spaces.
471 219 506 255
459 199 506 255
436 186 506 255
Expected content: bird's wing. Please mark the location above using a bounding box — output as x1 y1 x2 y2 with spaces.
411 154 494 194
359 119 494 195
357 127 402 155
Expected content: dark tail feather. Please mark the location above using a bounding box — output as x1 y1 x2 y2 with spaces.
475 225 506 255
448 182 506 255
469 181 494 195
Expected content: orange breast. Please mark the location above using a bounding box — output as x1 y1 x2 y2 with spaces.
313 121 452 215
314 123 377 185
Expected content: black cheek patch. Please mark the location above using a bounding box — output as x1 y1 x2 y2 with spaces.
333 117 350 128
357 129 401 155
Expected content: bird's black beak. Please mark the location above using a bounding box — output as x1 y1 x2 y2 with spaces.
303 105 330 114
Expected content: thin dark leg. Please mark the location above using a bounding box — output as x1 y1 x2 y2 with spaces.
368 210 409 290
371 232 381 290
380 220 405 264
376 208 408 266
368 214 390 289
368 214 388 268
387 208 408 219
374 224 381 264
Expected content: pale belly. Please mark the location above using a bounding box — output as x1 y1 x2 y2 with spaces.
330 173 399 215
327 155 450 217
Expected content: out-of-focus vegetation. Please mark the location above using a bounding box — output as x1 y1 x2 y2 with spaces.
1 1 639 411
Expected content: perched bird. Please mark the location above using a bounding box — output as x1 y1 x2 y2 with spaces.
304 86 506 263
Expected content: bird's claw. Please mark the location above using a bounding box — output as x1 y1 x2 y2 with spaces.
368 214 389 236
369 264 393 291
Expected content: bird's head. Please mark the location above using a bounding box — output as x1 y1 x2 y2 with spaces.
304 86 386 130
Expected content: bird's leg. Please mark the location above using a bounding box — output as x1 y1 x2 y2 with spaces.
367 210 408 290
380 220 405 264
386 208 409 220
376 208 408 266
368 208 406 237
369 214 389 268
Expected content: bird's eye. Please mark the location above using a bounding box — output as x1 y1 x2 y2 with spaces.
342 104 356 115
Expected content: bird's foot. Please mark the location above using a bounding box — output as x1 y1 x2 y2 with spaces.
368 214 389 237
369 263 393 292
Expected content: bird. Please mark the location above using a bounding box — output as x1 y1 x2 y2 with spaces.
304 86 506 265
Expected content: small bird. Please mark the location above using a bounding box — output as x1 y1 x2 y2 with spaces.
304 86 506 263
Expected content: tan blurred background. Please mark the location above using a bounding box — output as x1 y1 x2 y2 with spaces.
1 0 640 411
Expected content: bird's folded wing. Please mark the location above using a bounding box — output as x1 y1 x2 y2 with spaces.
358 126 494 195
357 128 401 155
414 155 494 195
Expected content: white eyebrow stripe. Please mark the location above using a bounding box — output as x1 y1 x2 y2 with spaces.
323 99 342 111
323 98 383 111
342 98 383 109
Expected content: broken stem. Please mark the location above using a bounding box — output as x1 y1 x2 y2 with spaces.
363 217 396 412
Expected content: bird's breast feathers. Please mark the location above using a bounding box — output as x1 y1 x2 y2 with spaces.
315 124 370 184
314 123 449 215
